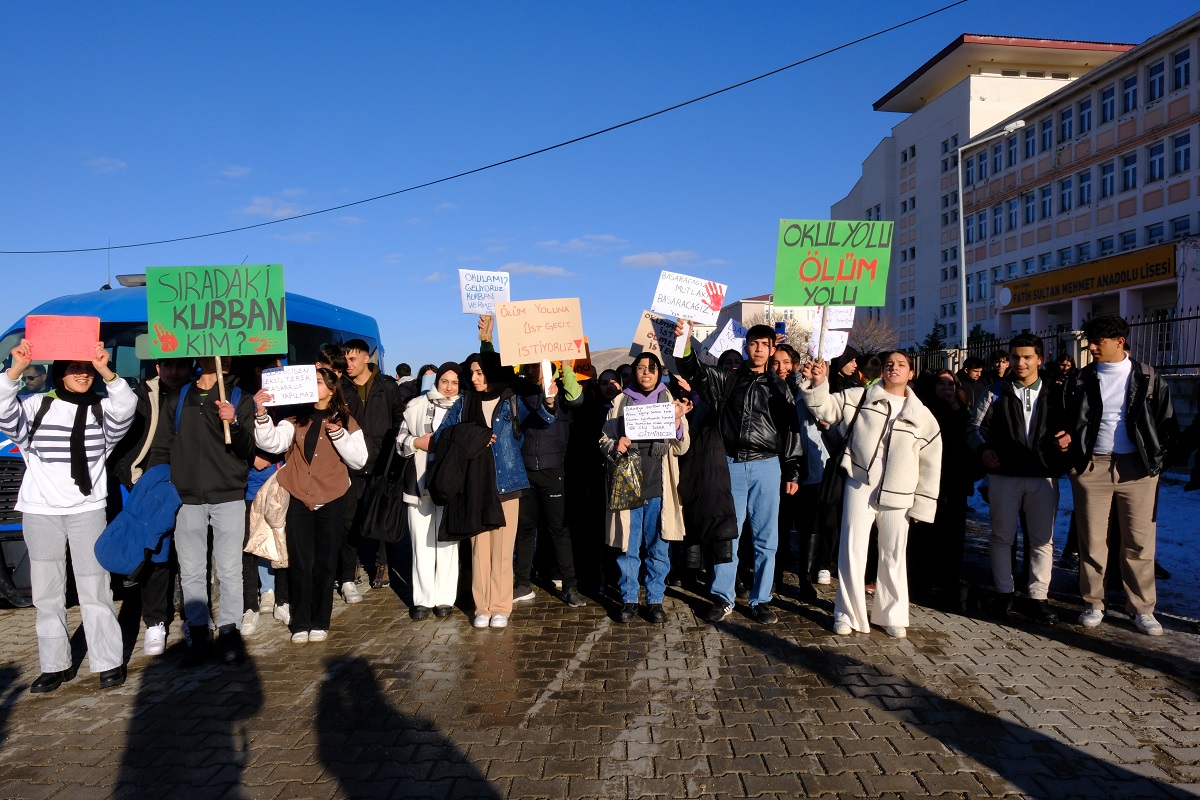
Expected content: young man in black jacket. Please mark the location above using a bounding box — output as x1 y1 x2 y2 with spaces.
675 319 804 624
1064 315 1177 635
967 334 1069 623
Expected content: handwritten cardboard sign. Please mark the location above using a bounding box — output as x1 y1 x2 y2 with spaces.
25 315 100 361
708 318 748 359
808 329 849 361
494 298 585 366
261 365 319 406
629 310 679 372
146 265 288 358
458 269 511 315
622 402 678 441
774 220 894 306
812 306 856 330
651 271 727 326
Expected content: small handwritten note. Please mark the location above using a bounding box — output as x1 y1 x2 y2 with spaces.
261 365 320 406
622 403 678 441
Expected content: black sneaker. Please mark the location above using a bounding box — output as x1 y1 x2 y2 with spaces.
513 584 536 603
707 601 733 623
410 606 431 621
646 604 667 624
433 605 454 618
752 604 779 625
563 588 587 608
216 625 246 665
617 603 638 623
1029 599 1058 624
182 628 211 668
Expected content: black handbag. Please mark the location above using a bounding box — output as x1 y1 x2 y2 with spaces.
360 444 412 543
815 390 869 530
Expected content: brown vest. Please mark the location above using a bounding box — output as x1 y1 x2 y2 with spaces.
275 415 359 510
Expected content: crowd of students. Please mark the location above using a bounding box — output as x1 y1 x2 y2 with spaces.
4 311 1188 695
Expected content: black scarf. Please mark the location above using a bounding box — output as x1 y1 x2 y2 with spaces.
51 361 102 496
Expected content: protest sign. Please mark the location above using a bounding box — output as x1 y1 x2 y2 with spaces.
260 365 319 406
458 269 511 315
774 220 893 306
146 265 287 358
494 298 585 366
651 271 727 326
629 310 679 372
622 403 678 441
812 306 856 330
556 337 594 382
808 329 849 361
708 319 748 359
25 315 100 361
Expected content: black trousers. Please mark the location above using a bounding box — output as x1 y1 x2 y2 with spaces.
514 467 577 589
337 475 367 584
288 493 347 632
140 547 177 627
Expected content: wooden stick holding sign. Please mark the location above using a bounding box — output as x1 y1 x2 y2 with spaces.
215 356 231 445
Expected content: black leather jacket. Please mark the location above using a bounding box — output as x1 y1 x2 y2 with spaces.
1064 358 1177 477
678 350 804 484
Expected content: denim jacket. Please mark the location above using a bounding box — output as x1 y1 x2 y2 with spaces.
435 391 555 495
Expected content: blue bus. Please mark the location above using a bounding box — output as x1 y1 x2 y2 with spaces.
0 277 384 606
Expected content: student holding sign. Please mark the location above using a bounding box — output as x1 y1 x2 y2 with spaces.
599 353 690 624
0 339 136 692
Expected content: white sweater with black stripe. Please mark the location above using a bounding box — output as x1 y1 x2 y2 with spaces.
0 373 137 515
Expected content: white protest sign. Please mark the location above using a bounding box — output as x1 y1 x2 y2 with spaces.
458 269 511 314
808 329 849 361
629 310 678 372
261 365 319 406
622 402 678 441
812 306 856 330
707 318 748 359
651 270 727 326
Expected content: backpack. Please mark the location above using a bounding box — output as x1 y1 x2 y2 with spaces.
174 382 243 432
28 395 103 441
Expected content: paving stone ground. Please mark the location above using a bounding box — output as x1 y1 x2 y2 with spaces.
1 514 1199 799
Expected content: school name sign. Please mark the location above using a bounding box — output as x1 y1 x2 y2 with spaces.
147 265 287 358
774 220 893 306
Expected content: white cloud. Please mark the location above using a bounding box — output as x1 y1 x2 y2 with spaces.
435 202 458 212
417 272 444 283
537 233 629 253
702 258 729 267
406 217 425 227
270 230 325 243
337 215 366 226
620 250 697 269
221 165 251 178
243 192 304 219
383 253 404 265
501 261 575 277
87 156 127 174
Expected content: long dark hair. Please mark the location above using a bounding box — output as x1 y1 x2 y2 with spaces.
292 367 351 428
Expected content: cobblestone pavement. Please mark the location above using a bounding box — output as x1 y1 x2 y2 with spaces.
2 525 1200 800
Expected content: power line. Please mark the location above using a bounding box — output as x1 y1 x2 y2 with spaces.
3 1 969 256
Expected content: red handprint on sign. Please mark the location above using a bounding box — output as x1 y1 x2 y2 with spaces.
247 336 282 353
152 322 178 353
702 281 726 312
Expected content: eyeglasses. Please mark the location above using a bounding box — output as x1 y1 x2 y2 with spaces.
635 366 659 374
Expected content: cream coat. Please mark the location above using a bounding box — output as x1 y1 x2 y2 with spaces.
801 379 942 522
599 391 690 552
396 388 456 505
246 470 290 568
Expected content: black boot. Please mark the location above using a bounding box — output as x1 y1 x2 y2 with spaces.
217 624 247 664
30 666 77 694
182 626 211 668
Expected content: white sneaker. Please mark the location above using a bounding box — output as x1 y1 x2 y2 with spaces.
291 631 309 643
884 626 907 639
1079 608 1104 628
259 590 275 613
816 570 832 585
834 622 852 636
341 581 362 604
1135 614 1164 636
308 629 329 642
273 603 291 626
143 622 167 656
472 614 490 629
490 614 508 628
241 609 259 636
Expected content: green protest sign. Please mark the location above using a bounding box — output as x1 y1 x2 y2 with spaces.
774 220 894 306
146 265 287 358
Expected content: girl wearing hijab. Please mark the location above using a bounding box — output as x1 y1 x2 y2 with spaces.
397 362 461 619
599 352 690 623
252 368 368 643
0 339 136 692
434 351 557 629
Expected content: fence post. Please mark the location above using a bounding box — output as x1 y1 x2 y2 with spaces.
1071 330 1090 368
943 348 965 373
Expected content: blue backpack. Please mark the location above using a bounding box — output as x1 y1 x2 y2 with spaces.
174 382 243 432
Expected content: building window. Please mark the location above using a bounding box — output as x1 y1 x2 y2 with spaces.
951 263 958 278
901 149 908 164
900 199 908 213
1060 177 1074 213
976 212 986 242
1024 127 1036 159
1121 153 1137 191
1077 242 1092 262
1120 230 1137 251
964 157 974 184
1008 199 1018 230
1007 135 1017 167
1038 253 1052 272
1101 162 1115 197
992 267 1002 283
1099 236 1115 256
1172 216 1192 239
965 276 973 302
977 152 988 181
964 221 974 245
948 322 957 338
1040 117 1053 151
1121 75 1137 114
977 272 988 298
1078 170 1092 205
1174 48 1192 92
1147 61 1165 103
992 205 1002 237
1024 192 1036 224
1006 264 1017 279
1040 185 1053 218
1146 222 1165 245
1079 98 1092 134
1058 247 1073 267
1022 257 1035 275
1059 107 1073 142
992 143 1002 174
941 267 949 281
1147 142 1165 182
1174 133 1191 175
909 145 916 159
1101 85 1115 123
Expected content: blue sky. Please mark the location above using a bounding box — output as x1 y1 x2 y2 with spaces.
0 2 1189 367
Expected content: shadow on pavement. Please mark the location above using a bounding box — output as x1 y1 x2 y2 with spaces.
722 621 1195 800
317 656 499 799
114 648 263 800
0 663 20 752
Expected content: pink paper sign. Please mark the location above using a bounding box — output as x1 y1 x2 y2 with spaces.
25 315 100 361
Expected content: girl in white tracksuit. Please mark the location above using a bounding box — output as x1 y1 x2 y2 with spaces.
801 351 942 638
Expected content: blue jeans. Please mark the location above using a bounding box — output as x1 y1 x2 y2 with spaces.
712 456 781 607
617 496 669 605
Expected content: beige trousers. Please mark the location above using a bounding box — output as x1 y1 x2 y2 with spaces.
1069 453 1158 615
470 498 519 617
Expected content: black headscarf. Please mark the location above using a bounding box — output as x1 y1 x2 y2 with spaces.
435 361 460 387
50 360 102 496
459 351 515 428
